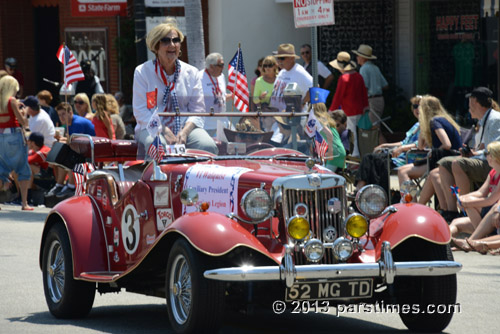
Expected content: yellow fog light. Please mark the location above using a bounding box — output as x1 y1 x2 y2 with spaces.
287 216 310 240
345 213 368 238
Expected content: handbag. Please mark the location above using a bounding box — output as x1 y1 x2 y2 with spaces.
357 111 372 130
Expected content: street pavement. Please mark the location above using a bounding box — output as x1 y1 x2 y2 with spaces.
0 203 498 334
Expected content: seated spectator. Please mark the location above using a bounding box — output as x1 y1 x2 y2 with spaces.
46 102 95 198
73 93 93 120
397 95 461 188
27 132 52 188
449 141 500 245
22 95 55 148
330 109 351 155
115 91 135 138
437 87 500 220
92 94 115 139
37 90 60 127
355 95 421 194
106 93 126 139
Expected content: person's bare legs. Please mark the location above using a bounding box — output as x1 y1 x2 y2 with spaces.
452 160 472 195
430 167 448 210
19 179 32 210
469 206 498 240
449 216 476 237
397 163 427 185
439 165 458 211
418 168 440 205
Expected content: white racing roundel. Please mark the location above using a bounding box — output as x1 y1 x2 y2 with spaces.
121 204 140 254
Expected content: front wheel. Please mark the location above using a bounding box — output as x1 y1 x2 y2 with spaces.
166 238 225 334
42 223 96 318
393 238 457 332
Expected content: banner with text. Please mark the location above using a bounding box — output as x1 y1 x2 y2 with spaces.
293 0 335 28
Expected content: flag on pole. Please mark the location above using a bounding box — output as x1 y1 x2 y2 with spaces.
73 162 95 196
147 135 165 163
227 46 249 112
314 130 328 159
304 109 323 137
56 44 85 86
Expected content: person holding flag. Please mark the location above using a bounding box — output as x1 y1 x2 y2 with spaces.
132 18 217 158
305 87 346 171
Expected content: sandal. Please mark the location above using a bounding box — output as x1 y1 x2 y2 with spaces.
466 238 488 255
451 237 471 252
489 248 500 256
22 206 34 211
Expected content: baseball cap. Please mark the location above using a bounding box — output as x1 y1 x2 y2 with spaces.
22 95 40 109
466 87 493 100
28 132 44 147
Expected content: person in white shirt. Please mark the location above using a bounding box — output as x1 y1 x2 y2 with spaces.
132 20 217 157
270 43 313 113
199 53 231 140
22 95 55 148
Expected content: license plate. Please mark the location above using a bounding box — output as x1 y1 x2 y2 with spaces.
285 279 373 301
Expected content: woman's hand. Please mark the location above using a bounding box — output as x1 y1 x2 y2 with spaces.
163 127 177 145
259 91 268 99
176 131 188 145
391 146 404 157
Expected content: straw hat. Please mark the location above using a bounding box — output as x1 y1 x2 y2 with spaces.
274 43 300 59
329 51 357 72
352 44 377 60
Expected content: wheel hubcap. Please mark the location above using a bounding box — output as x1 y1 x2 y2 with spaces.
169 254 192 325
46 240 65 303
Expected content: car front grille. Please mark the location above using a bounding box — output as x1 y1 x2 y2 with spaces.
282 185 345 265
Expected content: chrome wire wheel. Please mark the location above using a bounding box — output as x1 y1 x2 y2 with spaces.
168 253 192 325
46 239 65 303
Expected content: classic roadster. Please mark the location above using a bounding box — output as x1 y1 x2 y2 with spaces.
40 134 461 334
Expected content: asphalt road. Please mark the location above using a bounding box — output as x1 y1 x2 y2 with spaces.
0 203 498 334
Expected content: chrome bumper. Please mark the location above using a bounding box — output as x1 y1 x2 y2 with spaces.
204 241 462 288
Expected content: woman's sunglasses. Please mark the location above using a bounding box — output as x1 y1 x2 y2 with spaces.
74 100 85 105
262 64 274 68
412 104 419 109
160 37 181 45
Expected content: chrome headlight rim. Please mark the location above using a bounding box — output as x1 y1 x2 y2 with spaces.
240 188 272 222
303 238 325 262
355 184 388 218
332 237 353 261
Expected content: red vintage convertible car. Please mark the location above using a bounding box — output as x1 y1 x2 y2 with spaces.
40 134 461 334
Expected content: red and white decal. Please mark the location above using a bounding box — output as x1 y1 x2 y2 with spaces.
154 186 170 207
114 227 119 247
156 208 174 231
96 185 102 198
146 234 156 245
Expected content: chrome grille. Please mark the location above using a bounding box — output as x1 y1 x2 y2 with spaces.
283 186 345 265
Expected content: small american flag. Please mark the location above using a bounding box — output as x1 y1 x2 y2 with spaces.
314 130 328 159
73 162 95 196
227 47 249 112
56 44 85 86
147 136 165 162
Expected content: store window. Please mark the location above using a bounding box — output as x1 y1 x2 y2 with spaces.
415 0 497 125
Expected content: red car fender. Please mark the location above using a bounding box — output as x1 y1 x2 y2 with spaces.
164 211 282 264
373 203 451 260
40 196 109 277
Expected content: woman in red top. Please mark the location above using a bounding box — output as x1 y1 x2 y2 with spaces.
328 51 369 157
0 75 32 210
91 94 115 139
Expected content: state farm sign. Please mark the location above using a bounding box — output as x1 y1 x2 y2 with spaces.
72 0 127 17
293 0 335 28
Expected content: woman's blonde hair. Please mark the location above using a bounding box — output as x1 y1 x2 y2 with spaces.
487 141 500 164
0 75 19 114
92 93 113 139
262 55 278 75
146 18 185 55
310 103 336 129
74 93 92 117
105 94 120 115
418 95 460 146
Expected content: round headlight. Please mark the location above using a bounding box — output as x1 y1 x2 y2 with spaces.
345 213 368 238
332 237 353 261
355 185 388 217
240 188 272 221
303 239 324 262
287 216 310 240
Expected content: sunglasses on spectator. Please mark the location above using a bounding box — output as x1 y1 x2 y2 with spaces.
214 63 224 68
485 150 490 156
412 104 419 109
160 37 181 45
262 64 274 68
74 100 85 105
301 51 310 55
277 57 286 61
